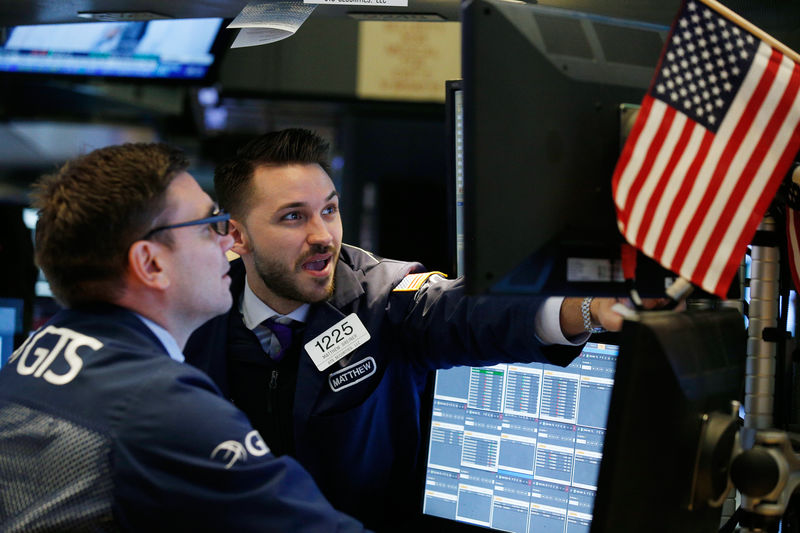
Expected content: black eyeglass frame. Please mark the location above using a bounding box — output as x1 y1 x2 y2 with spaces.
141 210 231 240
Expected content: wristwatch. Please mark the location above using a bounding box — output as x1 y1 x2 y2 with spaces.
581 297 606 333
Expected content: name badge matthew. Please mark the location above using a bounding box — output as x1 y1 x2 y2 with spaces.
305 313 371 371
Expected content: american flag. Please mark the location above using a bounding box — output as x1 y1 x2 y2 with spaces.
613 0 800 298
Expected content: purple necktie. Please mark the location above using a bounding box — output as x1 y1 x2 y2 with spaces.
258 316 298 361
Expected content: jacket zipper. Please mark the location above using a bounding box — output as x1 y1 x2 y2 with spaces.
267 369 278 413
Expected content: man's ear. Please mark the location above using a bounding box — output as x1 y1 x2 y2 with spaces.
127 240 170 290
229 219 250 257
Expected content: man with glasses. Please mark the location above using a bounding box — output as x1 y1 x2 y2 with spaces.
0 143 368 532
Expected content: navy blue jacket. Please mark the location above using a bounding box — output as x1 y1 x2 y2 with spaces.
0 305 367 532
185 245 582 530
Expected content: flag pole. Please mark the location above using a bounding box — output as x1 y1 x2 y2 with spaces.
701 0 800 64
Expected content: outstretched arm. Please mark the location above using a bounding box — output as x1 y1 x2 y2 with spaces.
559 297 626 337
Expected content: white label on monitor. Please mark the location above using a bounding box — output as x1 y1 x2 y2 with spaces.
566 258 624 282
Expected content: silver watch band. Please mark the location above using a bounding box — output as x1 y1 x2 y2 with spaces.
581 297 606 333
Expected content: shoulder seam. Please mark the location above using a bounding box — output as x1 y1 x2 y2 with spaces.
342 243 380 265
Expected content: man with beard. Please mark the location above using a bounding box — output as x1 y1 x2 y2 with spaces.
184 128 627 531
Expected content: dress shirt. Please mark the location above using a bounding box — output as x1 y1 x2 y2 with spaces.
135 313 185 363
241 280 310 330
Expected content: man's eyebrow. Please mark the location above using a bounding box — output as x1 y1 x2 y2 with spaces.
276 191 339 211
183 203 216 221
276 201 306 211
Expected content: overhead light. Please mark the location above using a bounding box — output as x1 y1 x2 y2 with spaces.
77 11 172 22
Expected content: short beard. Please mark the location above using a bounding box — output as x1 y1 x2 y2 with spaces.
252 244 337 305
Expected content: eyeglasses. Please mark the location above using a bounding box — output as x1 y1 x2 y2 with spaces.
142 209 231 240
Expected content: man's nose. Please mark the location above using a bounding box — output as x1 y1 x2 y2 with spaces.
219 232 235 252
307 215 334 247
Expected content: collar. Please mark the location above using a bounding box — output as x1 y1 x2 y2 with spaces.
134 313 185 363
329 244 366 308
241 279 310 331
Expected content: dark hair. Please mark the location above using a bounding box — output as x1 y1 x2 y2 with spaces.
214 128 331 218
31 142 189 307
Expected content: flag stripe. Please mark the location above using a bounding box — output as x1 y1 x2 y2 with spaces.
619 107 677 235
654 125 714 260
634 112 693 252
631 111 689 247
659 125 717 268
649 123 708 260
614 96 658 229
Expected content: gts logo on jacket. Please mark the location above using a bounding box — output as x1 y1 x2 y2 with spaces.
9 326 103 386
211 430 270 469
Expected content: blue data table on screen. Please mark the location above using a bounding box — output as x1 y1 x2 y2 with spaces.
423 341 619 533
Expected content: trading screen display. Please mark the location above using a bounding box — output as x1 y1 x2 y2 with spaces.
0 18 224 79
422 342 618 532
0 298 22 368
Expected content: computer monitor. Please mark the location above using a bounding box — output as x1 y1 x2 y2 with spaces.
418 307 744 533
0 18 227 82
428 63 626 531
461 0 676 297
421 339 621 532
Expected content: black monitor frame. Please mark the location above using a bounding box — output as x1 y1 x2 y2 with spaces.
461 0 674 297
445 79 464 279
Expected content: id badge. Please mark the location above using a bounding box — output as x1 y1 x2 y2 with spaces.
304 313 371 371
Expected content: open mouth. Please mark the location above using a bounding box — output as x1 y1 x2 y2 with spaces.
304 258 329 271
302 254 332 274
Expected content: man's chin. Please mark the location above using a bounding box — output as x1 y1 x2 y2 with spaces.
220 294 234 314
303 279 335 303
